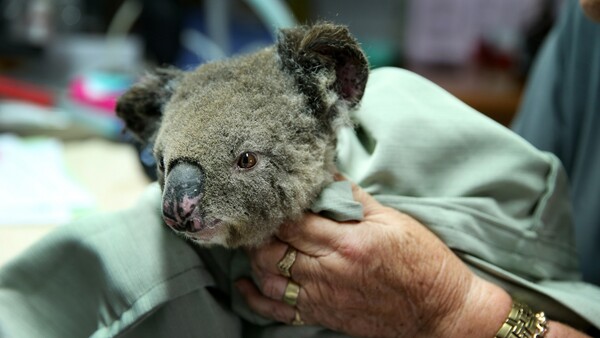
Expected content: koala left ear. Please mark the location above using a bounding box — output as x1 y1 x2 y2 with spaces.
277 23 369 120
116 68 184 143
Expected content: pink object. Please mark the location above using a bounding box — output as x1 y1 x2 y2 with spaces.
68 73 132 114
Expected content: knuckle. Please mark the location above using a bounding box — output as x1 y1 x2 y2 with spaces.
260 276 281 300
288 263 307 282
336 234 369 263
271 304 292 323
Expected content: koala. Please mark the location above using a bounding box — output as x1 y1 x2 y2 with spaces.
116 23 369 248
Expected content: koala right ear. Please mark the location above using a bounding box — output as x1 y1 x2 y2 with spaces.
276 23 369 126
116 68 183 142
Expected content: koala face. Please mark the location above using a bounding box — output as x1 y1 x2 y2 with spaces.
117 23 368 248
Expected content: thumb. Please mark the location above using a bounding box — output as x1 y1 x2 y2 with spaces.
333 174 381 211
349 182 385 216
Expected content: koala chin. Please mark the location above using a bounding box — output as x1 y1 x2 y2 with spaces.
116 23 369 248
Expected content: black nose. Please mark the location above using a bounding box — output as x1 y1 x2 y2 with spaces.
162 161 205 232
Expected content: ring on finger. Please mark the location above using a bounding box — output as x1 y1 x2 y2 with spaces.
292 309 304 326
283 279 301 306
277 246 297 278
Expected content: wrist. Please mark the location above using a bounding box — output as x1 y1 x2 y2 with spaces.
546 321 592 338
436 276 513 338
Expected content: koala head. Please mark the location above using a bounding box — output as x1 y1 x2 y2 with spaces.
116 23 368 248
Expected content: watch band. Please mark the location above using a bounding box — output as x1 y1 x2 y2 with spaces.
495 301 549 338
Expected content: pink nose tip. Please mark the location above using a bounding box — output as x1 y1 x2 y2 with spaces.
162 196 204 232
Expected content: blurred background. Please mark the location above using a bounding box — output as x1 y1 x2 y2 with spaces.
0 0 564 263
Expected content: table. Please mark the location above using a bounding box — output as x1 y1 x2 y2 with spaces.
0 138 151 267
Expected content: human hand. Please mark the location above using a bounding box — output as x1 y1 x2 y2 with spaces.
237 183 512 338
581 0 600 22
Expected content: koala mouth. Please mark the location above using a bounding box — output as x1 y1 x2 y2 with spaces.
162 197 221 231
186 219 223 242
163 213 202 232
163 208 223 236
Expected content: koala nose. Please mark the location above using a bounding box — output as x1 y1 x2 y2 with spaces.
162 161 205 232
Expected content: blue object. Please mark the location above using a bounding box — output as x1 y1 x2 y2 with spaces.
512 0 600 285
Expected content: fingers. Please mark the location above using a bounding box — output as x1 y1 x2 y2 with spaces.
276 213 344 256
240 181 398 331
248 242 298 302
332 175 382 214
348 182 386 216
257 273 292 301
241 180 386 327
235 279 300 324
249 238 320 286
248 238 289 277
333 172 347 181
276 182 386 251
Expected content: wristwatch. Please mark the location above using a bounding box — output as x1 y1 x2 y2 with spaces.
495 301 549 338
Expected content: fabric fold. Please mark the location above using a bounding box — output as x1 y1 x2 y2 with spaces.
1 67 599 338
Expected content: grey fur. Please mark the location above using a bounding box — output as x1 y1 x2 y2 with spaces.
116 23 369 248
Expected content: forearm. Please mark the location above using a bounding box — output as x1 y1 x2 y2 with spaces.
547 321 592 338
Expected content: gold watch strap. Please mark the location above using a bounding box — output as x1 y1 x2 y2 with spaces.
495 301 549 338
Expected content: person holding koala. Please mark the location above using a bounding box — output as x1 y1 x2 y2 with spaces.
240 183 594 338
1 11 600 338
512 0 600 287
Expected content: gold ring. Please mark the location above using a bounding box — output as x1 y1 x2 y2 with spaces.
292 309 304 326
277 246 297 278
283 280 300 306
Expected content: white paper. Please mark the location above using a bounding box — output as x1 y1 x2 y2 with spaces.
0 134 95 225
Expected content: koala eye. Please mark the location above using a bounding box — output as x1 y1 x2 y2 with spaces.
237 152 258 169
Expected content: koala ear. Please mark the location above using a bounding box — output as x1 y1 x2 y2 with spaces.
277 23 369 119
116 68 183 142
